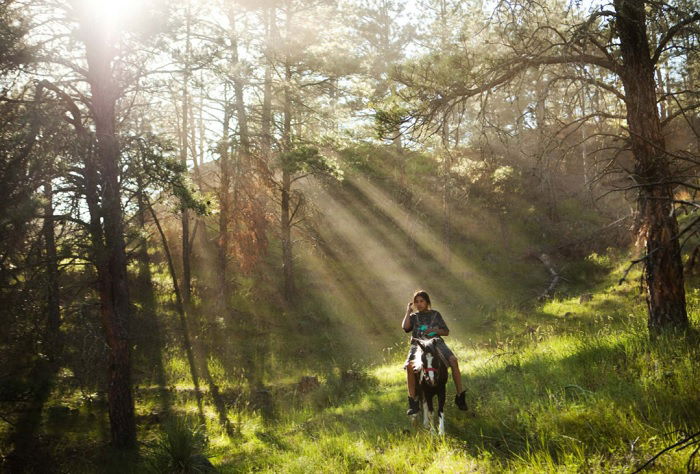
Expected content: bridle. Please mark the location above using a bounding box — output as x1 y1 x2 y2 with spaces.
419 351 438 383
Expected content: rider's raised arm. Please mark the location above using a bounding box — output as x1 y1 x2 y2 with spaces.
402 302 413 332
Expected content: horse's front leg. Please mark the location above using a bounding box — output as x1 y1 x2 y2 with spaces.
424 392 434 430
437 385 446 435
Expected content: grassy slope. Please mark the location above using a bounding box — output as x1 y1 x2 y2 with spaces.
205 259 700 473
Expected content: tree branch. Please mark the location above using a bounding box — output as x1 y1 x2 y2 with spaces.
632 430 700 473
549 73 626 101
652 12 700 64
451 53 622 101
37 80 88 136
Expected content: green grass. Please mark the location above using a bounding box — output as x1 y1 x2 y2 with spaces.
158 275 698 473
206 321 699 472
211 260 697 473
12 255 700 473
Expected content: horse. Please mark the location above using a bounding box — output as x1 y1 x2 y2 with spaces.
410 337 449 435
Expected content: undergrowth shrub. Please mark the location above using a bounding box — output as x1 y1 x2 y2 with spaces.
145 416 216 473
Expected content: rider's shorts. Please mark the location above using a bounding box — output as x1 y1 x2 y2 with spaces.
404 337 455 369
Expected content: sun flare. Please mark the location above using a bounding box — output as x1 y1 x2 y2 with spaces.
78 0 141 28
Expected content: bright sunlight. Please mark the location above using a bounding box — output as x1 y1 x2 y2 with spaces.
77 0 141 28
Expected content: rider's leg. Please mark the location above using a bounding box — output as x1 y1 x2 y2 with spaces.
406 362 416 399
405 362 420 415
448 356 463 394
449 355 468 410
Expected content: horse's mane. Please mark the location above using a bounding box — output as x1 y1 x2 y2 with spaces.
413 344 424 372
413 338 441 372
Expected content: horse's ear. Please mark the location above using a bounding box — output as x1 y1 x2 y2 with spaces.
413 338 425 349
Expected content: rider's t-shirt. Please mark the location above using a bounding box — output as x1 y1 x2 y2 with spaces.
404 310 448 339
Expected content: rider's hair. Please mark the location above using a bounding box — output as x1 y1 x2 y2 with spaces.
413 290 431 307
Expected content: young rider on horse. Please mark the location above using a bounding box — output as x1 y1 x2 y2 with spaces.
402 290 467 415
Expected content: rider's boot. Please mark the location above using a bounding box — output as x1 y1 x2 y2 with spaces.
455 391 468 410
406 396 420 415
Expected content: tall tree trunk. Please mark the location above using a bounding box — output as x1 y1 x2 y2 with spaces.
135 183 156 312
82 23 136 447
43 182 61 354
147 199 205 423
228 9 251 163
199 93 206 168
261 6 274 166
6 179 64 471
229 6 252 249
233 65 250 185
614 0 688 332
181 2 193 307
189 100 199 169
281 168 293 300
441 114 452 264
281 61 295 301
135 176 170 411
150 203 232 434
218 87 232 299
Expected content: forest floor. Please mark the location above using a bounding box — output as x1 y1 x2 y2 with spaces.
39 256 699 473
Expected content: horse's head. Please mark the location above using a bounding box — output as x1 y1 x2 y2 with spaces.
411 338 442 387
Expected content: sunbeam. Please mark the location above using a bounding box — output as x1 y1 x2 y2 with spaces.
301 177 424 310
345 174 493 294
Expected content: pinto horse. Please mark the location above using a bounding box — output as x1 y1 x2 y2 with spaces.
410 337 449 435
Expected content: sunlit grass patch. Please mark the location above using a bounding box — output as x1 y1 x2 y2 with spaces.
163 353 192 387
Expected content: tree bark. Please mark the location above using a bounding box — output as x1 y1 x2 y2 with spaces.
181 0 193 307
134 176 157 316
134 174 170 411
614 0 688 332
82 22 136 446
228 8 251 163
261 7 273 161
147 199 205 423
218 88 232 299
43 181 61 354
441 113 452 264
281 60 295 302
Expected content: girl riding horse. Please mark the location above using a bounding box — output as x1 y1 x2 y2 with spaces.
402 290 467 415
